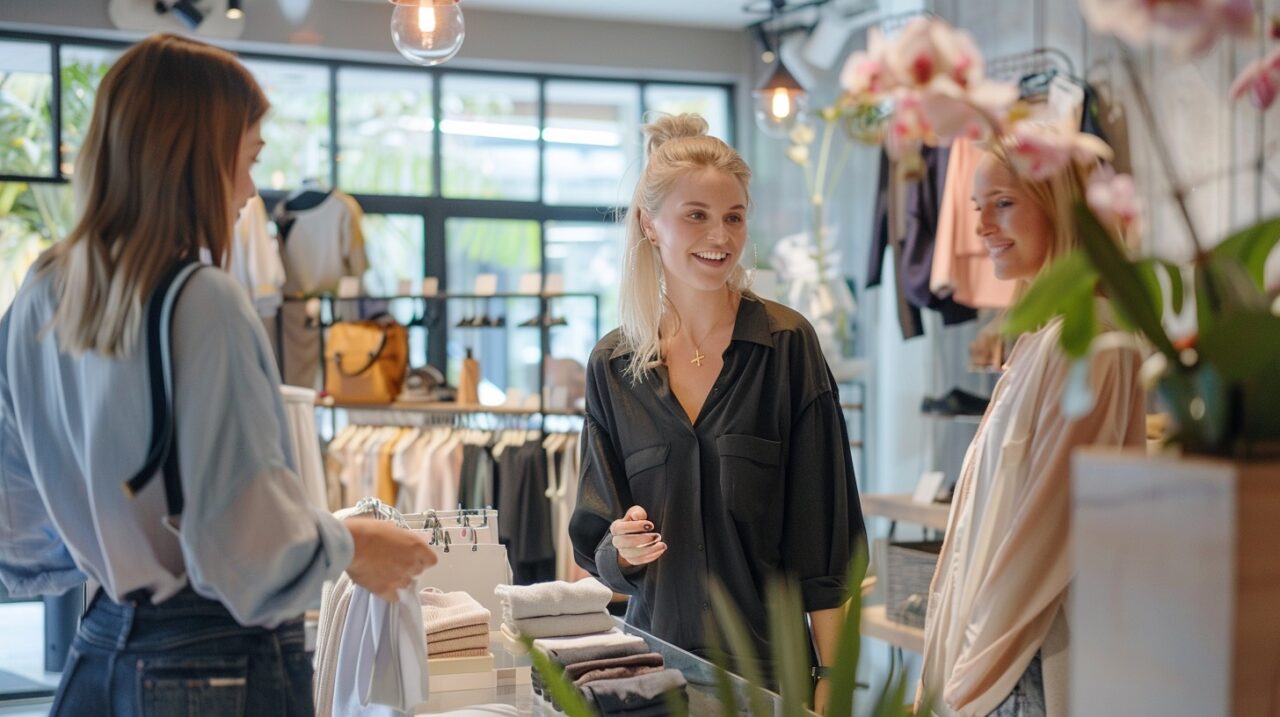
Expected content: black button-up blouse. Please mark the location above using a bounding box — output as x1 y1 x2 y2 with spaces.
569 294 866 662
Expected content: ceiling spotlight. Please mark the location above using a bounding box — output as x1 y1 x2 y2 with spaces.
154 0 205 29
226 0 243 20
761 50 777 64
388 0 465 66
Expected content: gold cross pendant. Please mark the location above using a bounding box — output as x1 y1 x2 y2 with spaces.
690 350 705 367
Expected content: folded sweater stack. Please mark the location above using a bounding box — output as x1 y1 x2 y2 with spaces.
529 632 687 717
495 579 615 641
420 588 492 660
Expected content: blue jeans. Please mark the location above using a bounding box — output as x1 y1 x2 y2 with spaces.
48 587 313 717
987 653 1046 717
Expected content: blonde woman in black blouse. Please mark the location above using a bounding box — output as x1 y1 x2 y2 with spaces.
569 113 865 713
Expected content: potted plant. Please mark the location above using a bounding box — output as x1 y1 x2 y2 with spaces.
830 3 1280 713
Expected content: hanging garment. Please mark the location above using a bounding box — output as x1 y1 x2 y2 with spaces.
228 194 286 319
868 148 924 339
930 138 1018 310
497 440 555 584
279 385 331 512
332 583 430 717
867 147 978 334
274 190 367 388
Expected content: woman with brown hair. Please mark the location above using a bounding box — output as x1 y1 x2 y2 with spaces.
0 34 434 715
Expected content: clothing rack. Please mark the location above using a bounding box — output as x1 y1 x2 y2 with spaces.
875 9 934 36
986 47 1076 83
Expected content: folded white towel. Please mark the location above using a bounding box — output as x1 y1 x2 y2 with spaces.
421 588 493 634
530 630 644 657
494 579 613 620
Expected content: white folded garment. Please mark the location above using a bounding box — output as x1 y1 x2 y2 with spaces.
501 610 616 640
494 579 613 620
530 630 644 657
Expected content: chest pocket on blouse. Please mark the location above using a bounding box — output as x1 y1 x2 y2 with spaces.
624 445 670 523
717 434 781 523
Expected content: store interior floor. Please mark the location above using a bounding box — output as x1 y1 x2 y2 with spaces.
0 602 58 716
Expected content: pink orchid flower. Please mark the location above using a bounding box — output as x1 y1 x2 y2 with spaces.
1087 166 1143 238
1230 47 1280 110
1007 122 1114 181
839 17 1017 152
1080 0 1255 56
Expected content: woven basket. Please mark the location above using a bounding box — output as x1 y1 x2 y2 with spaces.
884 540 943 628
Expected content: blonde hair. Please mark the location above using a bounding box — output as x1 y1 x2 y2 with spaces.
618 113 752 381
36 33 269 357
984 140 1101 297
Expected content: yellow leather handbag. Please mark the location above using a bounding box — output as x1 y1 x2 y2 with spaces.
324 315 408 404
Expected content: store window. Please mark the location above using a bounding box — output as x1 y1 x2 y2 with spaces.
337 67 434 196
445 218 540 401
243 59 331 191
644 84 733 143
0 40 54 178
0 181 74 312
362 213 428 366
440 75 539 201
58 45 119 176
544 220 622 364
543 81 642 208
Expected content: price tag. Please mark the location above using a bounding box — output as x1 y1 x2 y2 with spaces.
474 274 499 296
398 279 415 296
421 277 440 297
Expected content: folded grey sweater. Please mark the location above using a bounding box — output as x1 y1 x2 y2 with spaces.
580 668 688 713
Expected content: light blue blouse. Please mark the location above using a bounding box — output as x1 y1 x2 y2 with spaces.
0 265 353 628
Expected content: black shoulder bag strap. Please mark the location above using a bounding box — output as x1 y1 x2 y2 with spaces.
121 260 205 518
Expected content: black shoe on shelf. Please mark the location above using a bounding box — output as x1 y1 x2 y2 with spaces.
921 387 990 417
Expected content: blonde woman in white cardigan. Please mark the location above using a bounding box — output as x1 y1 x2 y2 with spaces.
918 141 1146 717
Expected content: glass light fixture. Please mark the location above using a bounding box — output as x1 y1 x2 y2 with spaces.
389 0 465 67
752 60 806 138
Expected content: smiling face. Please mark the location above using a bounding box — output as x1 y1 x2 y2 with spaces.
642 167 748 295
972 152 1055 281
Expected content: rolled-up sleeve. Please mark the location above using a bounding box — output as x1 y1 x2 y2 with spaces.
781 381 866 612
171 273 353 628
0 312 85 597
569 412 644 595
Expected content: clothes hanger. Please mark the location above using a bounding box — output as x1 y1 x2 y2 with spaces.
283 177 332 212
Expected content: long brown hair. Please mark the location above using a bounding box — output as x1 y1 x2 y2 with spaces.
37 33 268 357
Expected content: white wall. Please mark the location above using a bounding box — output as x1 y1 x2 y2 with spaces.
0 0 754 83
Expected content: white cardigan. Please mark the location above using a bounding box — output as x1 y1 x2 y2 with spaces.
919 315 1145 717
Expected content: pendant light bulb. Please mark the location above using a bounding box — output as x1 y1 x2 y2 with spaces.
389 0 465 67
753 60 807 138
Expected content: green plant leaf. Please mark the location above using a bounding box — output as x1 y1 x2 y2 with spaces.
1134 260 1162 321
1196 310 1280 383
766 577 812 717
1002 250 1097 337
709 581 771 717
523 636 597 717
1161 261 1185 315
825 543 870 717
1060 275 1098 358
703 636 742 717
1240 361 1280 450
1210 216 1280 288
1075 202 1179 361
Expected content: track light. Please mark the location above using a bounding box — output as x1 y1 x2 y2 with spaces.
153 0 205 29
226 0 243 20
